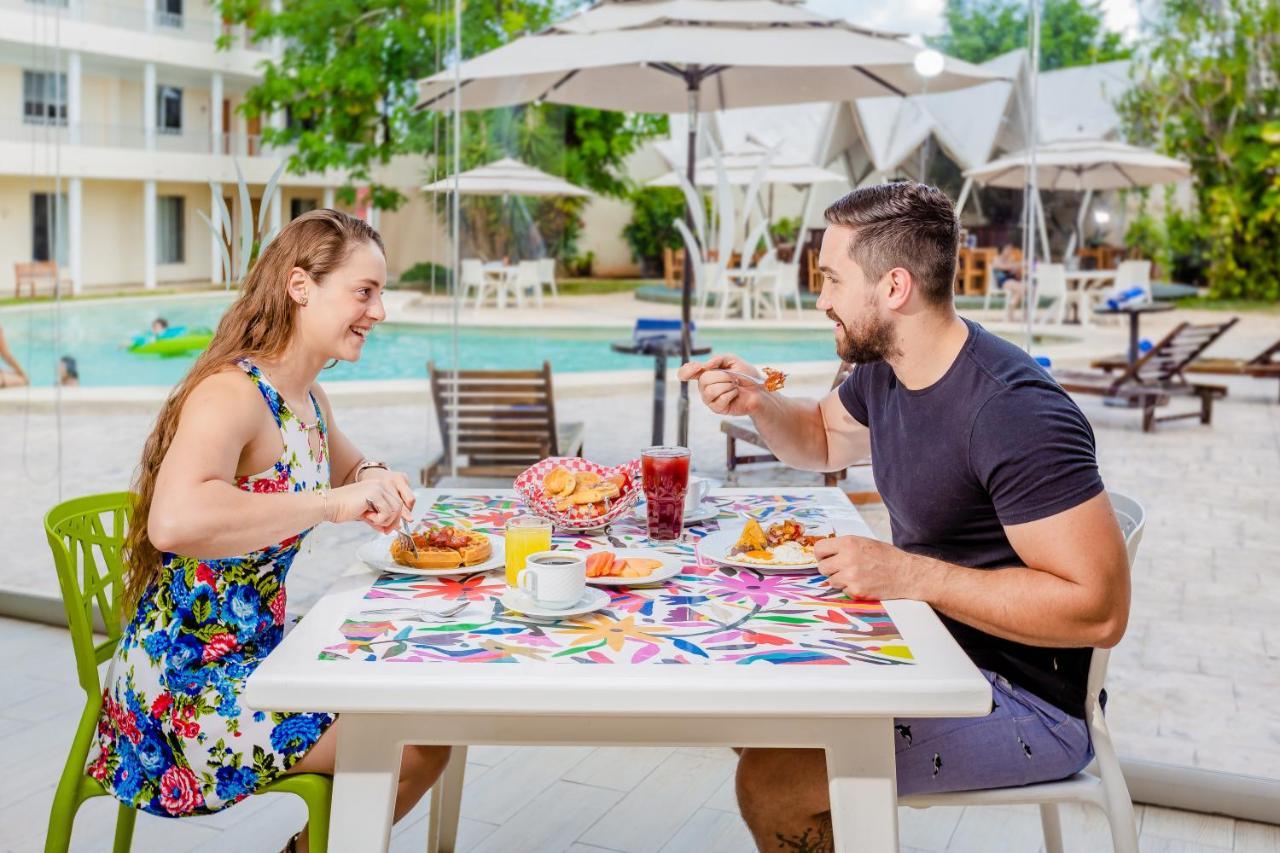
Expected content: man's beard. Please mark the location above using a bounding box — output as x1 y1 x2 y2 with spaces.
827 308 897 364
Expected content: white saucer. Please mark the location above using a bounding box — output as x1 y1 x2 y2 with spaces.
499 586 610 620
635 501 720 526
356 531 504 577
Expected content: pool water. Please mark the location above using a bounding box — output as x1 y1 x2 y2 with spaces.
2 295 844 388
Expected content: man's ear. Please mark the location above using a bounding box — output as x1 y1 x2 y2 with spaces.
884 267 913 310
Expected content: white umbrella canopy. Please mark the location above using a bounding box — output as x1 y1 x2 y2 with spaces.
416 0 1002 113
422 157 591 196
964 139 1191 191
647 144 845 187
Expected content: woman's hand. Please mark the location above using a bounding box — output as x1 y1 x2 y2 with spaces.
327 473 415 534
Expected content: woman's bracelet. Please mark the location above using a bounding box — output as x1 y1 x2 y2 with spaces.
317 488 334 524
353 458 388 483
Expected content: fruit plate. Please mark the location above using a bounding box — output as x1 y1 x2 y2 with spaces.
513 457 643 531
356 531 504 577
580 548 684 587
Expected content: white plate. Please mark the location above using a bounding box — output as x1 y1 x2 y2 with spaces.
579 549 684 587
499 586 610 620
696 526 820 574
356 531 504 577
635 501 721 526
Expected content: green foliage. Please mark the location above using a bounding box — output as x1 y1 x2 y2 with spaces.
396 261 454 289
769 216 802 246
1118 0 1280 300
929 0 1129 70
622 188 688 275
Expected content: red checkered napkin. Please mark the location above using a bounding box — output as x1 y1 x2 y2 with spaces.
513 457 643 530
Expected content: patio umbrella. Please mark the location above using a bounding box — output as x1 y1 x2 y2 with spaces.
421 157 591 197
964 139 1191 192
646 144 846 188
416 0 1001 444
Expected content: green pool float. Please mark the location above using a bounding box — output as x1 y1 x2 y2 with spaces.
128 326 214 356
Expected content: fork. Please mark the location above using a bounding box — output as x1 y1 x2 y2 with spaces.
395 519 418 557
361 601 468 621
716 369 766 386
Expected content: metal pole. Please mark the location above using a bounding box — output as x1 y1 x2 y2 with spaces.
677 74 699 448
1023 0 1041 351
449 0 461 479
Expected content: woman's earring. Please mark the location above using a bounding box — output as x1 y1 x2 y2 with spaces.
298 291 309 307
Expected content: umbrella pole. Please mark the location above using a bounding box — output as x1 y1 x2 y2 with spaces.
678 77 699 448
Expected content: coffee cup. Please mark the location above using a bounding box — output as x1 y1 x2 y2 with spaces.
683 475 711 514
517 551 586 610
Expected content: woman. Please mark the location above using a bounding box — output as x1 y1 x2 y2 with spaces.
87 210 450 851
0 322 28 387
991 242 1026 317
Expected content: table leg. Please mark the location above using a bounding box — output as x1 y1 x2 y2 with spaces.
328 714 403 853
1128 313 1140 364
826 717 899 853
428 745 469 853
652 353 667 446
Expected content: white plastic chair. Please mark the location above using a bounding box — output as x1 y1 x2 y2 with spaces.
1033 263 1069 325
752 261 804 319
1113 260 1152 301
512 260 544 308
536 258 558 301
901 491 1145 853
459 259 488 309
696 261 745 319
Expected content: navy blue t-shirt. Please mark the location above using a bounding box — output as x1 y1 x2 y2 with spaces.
838 318 1105 718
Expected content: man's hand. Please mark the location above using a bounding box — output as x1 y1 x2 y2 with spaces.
677 353 772 416
814 534 921 601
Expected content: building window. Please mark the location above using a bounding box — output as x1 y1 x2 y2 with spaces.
23 71 67 126
158 196 185 264
32 193 69 265
157 0 183 28
157 86 183 134
290 198 318 220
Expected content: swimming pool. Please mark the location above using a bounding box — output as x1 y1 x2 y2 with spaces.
1 295 845 387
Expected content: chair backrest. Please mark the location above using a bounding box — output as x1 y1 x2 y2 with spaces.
697 261 724 294
516 260 540 286
1084 492 1146 732
537 258 556 283
1034 263 1067 297
44 493 134 704
772 263 801 296
461 259 484 285
14 260 61 296
1131 316 1239 385
1248 336 1280 366
1114 260 1152 297
428 361 560 475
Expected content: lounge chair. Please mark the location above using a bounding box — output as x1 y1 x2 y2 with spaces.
1058 318 1237 431
720 362 864 488
1183 338 1279 403
422 361 584 485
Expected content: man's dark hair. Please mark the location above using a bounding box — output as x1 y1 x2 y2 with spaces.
823 182 959 307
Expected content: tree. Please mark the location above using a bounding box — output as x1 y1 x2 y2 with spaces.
929 0 1129 70
1119 0 1280 300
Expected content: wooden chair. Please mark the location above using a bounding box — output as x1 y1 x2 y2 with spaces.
421 361 584 485
1100 333 1280 404
14 260 69 298
805 248 823 293
1058 318 1238 431
721 363 861 487
662 247 684 289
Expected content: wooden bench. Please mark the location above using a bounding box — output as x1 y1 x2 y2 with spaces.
721 362 866 488
421 361 584 485
14 261 69 298
1059 318 1237 431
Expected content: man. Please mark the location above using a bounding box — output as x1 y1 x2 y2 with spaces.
678 182 1130 852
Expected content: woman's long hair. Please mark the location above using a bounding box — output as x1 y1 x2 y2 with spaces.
122 209 385 616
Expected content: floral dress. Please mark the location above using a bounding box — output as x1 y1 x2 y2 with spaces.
87 359 336 817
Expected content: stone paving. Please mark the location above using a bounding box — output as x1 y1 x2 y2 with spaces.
1 298 1278 789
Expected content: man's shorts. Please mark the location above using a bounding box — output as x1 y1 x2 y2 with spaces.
895 669 1093 797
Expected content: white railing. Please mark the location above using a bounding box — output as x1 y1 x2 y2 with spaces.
0 117 283 157
4 0 267 50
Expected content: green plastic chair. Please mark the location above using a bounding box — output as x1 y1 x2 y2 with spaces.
43 492 332 853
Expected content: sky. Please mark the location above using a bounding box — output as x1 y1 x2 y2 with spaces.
804 0 1144 40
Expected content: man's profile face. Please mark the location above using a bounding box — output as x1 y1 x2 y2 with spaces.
815 225 897 364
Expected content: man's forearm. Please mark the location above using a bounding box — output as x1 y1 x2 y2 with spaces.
909 553 1123 648
746 393 832 471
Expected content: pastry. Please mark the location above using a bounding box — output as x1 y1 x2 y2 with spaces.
762 367 787 392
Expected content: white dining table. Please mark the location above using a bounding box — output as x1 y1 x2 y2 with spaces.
245 487 990 853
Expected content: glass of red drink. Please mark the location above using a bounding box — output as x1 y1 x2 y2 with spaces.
641 446 690 545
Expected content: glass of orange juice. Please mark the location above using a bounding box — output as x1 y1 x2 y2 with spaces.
505 515 553 586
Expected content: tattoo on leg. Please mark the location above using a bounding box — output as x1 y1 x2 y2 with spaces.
932 752 942 776
895 723 913 747
774 812 833 852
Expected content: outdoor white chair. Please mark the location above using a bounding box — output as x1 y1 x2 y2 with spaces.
460 258 488 308
512 260 544 308
752 260 804 319
902 491 1145 853
696 261 746 319
1033 263 1069 325
1113 259 1152 300
536 257 559 301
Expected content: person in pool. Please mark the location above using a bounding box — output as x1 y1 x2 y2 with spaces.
152 317 170 336
0 322 28 388
87 210 451 852
58 355 79 387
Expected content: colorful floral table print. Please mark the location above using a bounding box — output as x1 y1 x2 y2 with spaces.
319 494 913 667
